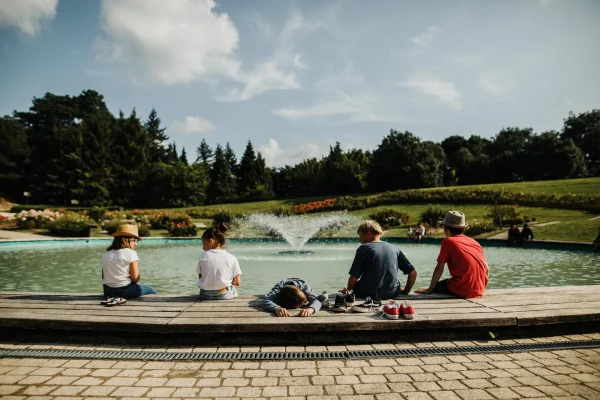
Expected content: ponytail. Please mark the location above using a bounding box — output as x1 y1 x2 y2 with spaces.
201 223 229 246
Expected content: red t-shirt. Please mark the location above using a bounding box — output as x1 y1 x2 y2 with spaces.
437 234 489 298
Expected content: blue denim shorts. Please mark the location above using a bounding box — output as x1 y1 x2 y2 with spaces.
103 283 158 299
199 286 238 300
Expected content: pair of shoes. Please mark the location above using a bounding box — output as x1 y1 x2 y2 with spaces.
104 297 127 307
317 291 330 309
333 290 355 313
382 300 415 320
352 295 383 313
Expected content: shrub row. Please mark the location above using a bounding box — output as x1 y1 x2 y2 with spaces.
290 189 600 214
369 208 410 229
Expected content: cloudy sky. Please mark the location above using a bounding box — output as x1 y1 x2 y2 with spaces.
1 0 599 166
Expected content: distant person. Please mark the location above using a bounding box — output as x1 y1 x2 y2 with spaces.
197 224 242 300
521 223 534 241
262 278 323 317
507 224 521 246
339 220 417 306
593 227 600 252
416 211 489 298
101 224 158 305
415 222 426 242
407 226 415 242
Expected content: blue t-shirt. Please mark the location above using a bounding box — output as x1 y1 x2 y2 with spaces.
349 241 415 299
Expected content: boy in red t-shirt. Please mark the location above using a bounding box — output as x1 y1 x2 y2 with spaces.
416 211 489 298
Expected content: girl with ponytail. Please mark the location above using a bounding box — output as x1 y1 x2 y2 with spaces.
196 223 242 300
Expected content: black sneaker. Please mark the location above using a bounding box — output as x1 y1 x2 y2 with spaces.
351 296 382 313
345 290 355 307
317 291 330 309
333 292 347 313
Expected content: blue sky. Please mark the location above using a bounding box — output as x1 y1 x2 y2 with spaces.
1 0 599 166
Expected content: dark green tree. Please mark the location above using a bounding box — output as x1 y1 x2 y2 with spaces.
180 147 189 165
367 130 444 191
318 142 363 195
110 109 150 206
206 145 237 203
522 132 587 180
237 141 258 196
196 138 213 164
488 127 532 182
561 110 600 175
0 116 30 201
224 142 238 176
144 108 169 163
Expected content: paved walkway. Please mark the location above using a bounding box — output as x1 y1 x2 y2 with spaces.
1 333 599 400
0 229 57 241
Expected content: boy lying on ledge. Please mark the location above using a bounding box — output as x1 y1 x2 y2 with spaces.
262 278 323 317
416 211 489 298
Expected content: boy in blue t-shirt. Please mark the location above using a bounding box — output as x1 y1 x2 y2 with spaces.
343 220 417 299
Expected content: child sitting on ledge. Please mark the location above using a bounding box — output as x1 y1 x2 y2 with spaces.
262 278 323 317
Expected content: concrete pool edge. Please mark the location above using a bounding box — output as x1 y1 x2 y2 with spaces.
1 286 599 346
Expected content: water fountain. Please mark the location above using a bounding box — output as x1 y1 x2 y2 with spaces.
244 213 357 253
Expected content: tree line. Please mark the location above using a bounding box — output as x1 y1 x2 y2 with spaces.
0 90 598 207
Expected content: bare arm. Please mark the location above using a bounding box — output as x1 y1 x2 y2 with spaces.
232 274 241 286
346 275 359 291
130 261 140 283
416 262 445 294
401 269 417 295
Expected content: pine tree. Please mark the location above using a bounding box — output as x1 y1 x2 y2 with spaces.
224 142 238 176
145 108 169 163
180 147 189 165
237 140 257 195
196 138 213 164
206 144 237 203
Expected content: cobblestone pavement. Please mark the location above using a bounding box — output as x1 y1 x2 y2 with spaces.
1 334 599 400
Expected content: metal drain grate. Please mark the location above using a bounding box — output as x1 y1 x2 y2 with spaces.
1 340 597 361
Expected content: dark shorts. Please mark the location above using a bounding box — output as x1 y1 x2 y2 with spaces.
432 279 457 296
353 284 401 300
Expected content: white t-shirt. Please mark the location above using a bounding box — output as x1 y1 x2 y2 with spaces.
197 249 242 290
101 248 138 288
417 225 426 235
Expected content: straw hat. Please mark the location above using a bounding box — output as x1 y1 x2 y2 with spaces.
112 224 141 240
439 211 468 228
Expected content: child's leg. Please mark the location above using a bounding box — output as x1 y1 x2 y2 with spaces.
432 279 455 295
134 283 158 296
116 283 158 299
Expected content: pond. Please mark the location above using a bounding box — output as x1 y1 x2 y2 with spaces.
0 239 598 295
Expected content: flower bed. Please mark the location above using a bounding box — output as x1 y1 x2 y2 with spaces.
290 189 600 214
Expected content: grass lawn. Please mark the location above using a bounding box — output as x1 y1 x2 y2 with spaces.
5 177 599 243
346 204 598 243
427 177 600 196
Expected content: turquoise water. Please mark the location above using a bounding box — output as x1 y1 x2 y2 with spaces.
0 239 598 295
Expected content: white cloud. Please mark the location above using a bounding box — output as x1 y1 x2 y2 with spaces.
410 26 439 46
97 0 240 85
97 1 321 100
273 67 405 123
218 8 323 101
0 0 57 36
293 53 306 69
220 61 299 101
170 116 215 135
400 74 462 110
258 139 322 167
477 74 507 95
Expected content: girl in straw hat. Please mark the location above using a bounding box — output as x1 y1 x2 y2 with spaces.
101 224 157 305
